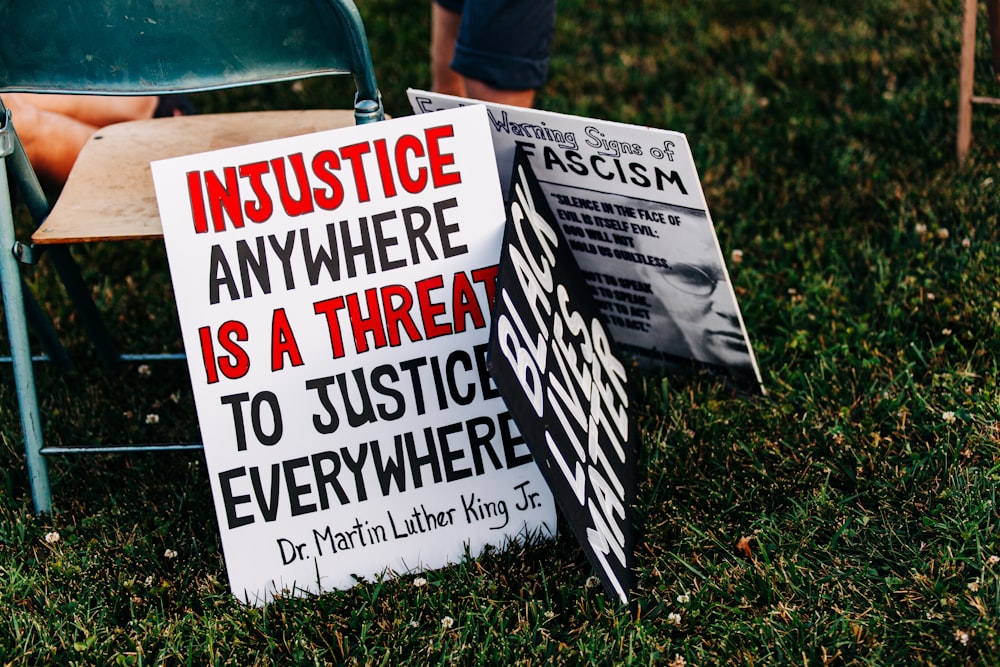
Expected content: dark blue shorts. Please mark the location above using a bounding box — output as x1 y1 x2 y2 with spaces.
435 0 557 90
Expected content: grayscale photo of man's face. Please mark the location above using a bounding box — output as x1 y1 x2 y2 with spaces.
637 206 756 380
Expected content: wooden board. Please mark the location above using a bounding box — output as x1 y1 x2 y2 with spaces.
32 109 357 244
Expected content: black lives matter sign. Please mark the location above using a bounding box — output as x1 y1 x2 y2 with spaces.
489 146 638 608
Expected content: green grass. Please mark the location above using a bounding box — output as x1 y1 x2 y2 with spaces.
3 0 1000 663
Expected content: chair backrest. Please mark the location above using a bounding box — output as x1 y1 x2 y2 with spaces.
0 0 383 123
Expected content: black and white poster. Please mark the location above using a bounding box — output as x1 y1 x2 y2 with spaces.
489 146 639 609
409 90 763 392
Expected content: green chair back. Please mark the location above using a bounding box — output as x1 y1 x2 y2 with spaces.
0 0 382 122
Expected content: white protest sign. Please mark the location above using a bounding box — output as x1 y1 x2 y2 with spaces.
151 106 556 605
408 90 763 392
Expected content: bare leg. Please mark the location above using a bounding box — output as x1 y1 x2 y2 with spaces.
431 4 467 97
12 93 158 127
465 80 535 107
3 93 159 186
3 95 128 186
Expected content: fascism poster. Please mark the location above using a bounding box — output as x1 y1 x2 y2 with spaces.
409 90 763 393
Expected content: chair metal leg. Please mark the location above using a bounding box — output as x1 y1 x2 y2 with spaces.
0 154 51 514
20 275 73 371
46 245 121 373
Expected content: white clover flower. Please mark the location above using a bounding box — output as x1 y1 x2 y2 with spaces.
585 575 600 589
988 555 999 566
955 629 970 646
670 656 687 667
137 364 152 377
730 249 744 265
409 620 419 628
962 238 971 248
676 593 691 604
937 228 950 240
942 411 957 424
43 531 60 544
942 328 952 336
544 610 555 620
145 413 160 425
968 580 980 593
915 223 928 234
440 616 454 629
144 575 154 586
163 548 178 559
412 577 427 588
667 612 682 625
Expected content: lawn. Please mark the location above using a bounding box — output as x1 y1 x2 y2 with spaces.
2 0 1000 664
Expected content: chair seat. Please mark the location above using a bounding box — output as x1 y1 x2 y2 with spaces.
32 109 357 244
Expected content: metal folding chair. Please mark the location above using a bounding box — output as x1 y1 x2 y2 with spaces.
0 0 384 513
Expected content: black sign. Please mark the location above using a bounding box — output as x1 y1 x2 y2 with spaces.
488 146 639 611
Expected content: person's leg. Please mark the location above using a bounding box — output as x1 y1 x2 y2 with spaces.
13 93 158 127
3 94 98 186
464 79 534 107
448 0 556 108
3 94 160 186
431 2 468 98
